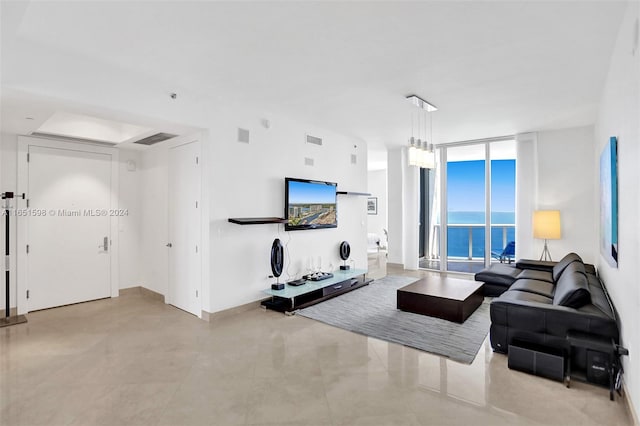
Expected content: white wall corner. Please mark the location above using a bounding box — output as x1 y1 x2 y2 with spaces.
515 132 538 260
403 152 420 270
387 148 405 265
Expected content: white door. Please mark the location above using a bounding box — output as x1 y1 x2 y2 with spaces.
27 146 112 311
168 141 201 316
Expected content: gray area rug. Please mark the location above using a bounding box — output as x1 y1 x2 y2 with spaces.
297 275 490 364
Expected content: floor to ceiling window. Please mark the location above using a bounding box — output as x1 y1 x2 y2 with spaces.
419 138 516 273
489 140 516 266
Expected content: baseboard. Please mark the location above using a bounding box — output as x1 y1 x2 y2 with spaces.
386 262 404 269
623 384 639 425
201 300 261 322
0 307 18 317
119 286 165 303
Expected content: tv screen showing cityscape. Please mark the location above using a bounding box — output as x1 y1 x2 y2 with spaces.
285 178 337 230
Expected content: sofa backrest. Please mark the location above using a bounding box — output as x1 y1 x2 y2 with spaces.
552 262 591 308
552 252 583 282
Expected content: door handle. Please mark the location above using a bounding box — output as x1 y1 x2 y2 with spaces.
98 236 109 252
166 243 173 248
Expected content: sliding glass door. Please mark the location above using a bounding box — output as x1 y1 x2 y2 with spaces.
446 144 486 273
490 141 516 265
419 139 515 273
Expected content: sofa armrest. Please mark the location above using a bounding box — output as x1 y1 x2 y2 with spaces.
514 259 557 272
490 293 619 342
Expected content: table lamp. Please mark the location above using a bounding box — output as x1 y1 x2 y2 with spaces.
533 210 561 261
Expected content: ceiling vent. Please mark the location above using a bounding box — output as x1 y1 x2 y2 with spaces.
306 134 323 146
133 132 177 146
238 128 250 143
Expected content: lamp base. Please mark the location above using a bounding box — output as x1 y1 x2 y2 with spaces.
539 240 553 262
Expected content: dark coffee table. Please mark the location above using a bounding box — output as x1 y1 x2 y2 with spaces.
397 276 484 323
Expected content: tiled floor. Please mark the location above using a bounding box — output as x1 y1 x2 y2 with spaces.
0 265 634 425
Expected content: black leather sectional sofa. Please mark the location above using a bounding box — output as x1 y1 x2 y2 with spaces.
475 253 619 366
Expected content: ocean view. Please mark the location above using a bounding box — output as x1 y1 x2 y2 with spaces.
445 211 515 258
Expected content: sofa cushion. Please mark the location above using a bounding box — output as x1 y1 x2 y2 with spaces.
475 263 521 287
510 279 555 298
517 269 553 283
552 263 591 308
495 289 553 305
552 252 583 281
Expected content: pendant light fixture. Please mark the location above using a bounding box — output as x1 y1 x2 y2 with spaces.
406 94 437 169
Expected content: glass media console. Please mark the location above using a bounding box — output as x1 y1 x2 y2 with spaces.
261 269 371 314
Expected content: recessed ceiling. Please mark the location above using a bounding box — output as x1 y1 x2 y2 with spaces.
35 112 151 144
0 1 628 156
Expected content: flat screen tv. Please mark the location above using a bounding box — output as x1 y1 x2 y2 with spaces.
285 177 337 231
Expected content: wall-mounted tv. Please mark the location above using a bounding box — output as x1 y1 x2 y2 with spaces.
285 177 337 231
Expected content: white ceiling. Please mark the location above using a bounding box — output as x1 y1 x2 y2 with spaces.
36 112 151 144
0 1 627 161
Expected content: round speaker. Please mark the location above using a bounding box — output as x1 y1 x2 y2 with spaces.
339 241 351 261
270 238 284 278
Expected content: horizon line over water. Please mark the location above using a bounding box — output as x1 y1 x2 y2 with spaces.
446 211 515 225
441 211 516 257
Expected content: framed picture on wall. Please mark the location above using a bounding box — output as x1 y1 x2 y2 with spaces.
600 136 618 267
367 197 378 215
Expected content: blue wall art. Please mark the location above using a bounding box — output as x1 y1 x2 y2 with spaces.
600 136 618 267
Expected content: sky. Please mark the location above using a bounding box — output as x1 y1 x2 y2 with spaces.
288 180 337 204
447 159 515 213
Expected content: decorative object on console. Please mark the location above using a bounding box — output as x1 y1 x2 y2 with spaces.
303 272 334 281
600 136 618 267
339 241 351 270
533 210 561 261
270 238 284 290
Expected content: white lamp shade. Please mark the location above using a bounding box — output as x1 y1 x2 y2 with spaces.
423 150 435 169
533 210 561 239
408 144 418 167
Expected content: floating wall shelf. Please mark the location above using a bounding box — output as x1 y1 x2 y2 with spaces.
337 191 371 196
228 217 287 225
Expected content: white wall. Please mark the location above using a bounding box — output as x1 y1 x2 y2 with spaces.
535 126 597 263
117 149 142 290
138 144 169 298
387 149 404 265
367 169 387 243
515 132 537 260
208 112 367 312
0 134 18 312
386 148 419 269
594 0 640 418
